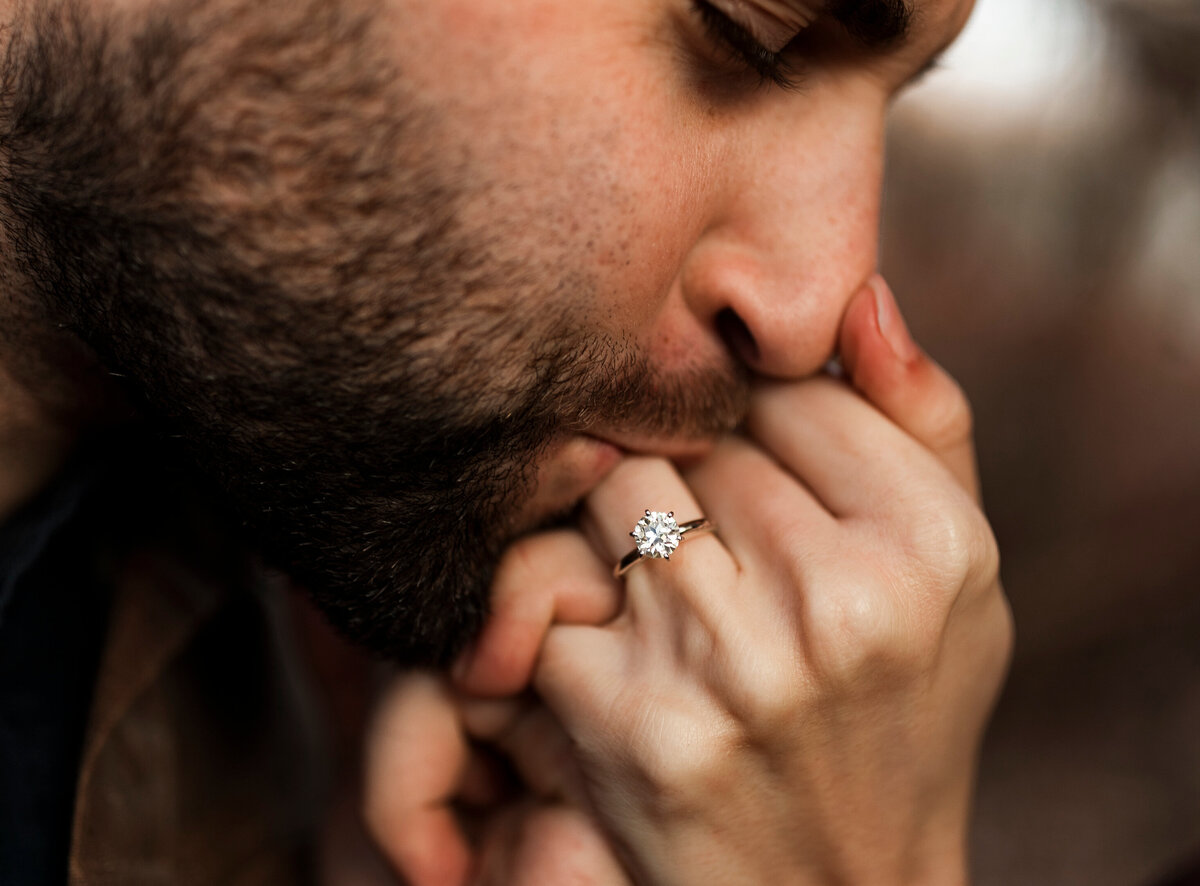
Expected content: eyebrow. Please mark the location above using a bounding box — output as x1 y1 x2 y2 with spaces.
828 0 913 49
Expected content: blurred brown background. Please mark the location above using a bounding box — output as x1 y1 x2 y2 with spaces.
882 0 1200 882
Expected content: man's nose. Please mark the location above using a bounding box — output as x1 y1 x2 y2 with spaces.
681 85 888 379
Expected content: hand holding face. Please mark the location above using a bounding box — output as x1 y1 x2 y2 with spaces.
352 672 626 886
365 277 1013 886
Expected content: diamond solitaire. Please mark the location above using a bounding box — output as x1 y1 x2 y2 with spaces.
631 510 682 559
614 511 716 577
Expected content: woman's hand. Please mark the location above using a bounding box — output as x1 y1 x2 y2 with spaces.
452 275 1013 885
360 670 632 886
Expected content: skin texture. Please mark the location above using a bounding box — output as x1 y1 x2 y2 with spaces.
367 277 1013 885
0 0 750 664
0 0 971 665
0 0 1010 881
342 26 1002 884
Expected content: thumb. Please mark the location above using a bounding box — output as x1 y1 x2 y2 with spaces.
838 274 981 501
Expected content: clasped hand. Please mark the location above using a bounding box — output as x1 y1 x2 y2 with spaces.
361 278 1014 886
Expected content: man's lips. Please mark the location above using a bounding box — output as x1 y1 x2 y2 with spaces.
583 430 717 461
517 430 719 530
515 436 623 526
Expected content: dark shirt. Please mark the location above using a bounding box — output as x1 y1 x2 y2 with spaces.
0 451 113 886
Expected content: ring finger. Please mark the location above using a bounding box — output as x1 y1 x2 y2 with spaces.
582 455 736 625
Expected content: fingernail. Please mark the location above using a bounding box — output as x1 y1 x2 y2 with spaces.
869 275 920 364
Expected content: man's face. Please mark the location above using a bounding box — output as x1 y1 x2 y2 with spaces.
390 0 974 488
1 0 970 663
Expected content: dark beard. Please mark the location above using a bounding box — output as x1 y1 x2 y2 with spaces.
204 337 747 666
0 0 750 665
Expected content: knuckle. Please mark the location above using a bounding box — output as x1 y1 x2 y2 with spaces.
922 374 975 451
489 545 537 604
621 702 742 818
899 505 989 592
726 656 805 741
494 532 554 587
806 580 925 687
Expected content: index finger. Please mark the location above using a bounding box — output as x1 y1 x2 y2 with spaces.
838 276 981 501
453 529 620 698
746 376 963 521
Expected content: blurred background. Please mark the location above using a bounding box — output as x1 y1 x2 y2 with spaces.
882 0 1200 882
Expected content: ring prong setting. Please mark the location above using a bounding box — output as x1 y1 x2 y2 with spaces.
614 511 715 578
630 510 683 560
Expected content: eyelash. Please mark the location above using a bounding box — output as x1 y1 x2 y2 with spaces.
689 0 803 91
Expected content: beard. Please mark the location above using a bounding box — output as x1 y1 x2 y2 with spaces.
0 0 750 665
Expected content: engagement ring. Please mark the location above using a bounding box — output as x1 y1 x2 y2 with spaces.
614 510 715 578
